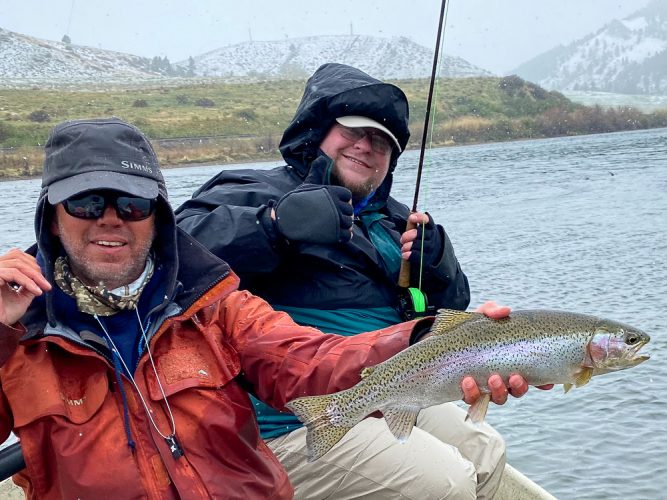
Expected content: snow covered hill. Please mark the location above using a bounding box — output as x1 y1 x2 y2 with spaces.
176 35 493 80
512 0 667 95
0 28 492 88
0 28 164 86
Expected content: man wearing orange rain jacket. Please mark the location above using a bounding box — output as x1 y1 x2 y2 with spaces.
0 117 520 498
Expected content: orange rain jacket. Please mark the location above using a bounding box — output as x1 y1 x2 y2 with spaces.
0 263 422 499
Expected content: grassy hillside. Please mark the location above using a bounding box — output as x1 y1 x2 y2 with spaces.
2 75 666 178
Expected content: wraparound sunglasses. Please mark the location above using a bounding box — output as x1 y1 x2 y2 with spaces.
62 191 156 221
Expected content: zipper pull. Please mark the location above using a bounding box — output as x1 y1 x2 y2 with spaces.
166 434 184 459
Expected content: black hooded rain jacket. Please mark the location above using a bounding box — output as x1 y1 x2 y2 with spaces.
175 63 470 321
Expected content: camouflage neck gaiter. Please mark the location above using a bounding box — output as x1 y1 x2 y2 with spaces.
54 255 154 316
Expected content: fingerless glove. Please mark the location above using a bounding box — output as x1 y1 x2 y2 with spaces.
274 184 353 244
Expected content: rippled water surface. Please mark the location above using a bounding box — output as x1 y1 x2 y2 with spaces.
2 128 665 499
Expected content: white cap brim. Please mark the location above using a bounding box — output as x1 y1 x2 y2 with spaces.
335 116 402 152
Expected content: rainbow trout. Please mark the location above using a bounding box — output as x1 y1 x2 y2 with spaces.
286 309 650 461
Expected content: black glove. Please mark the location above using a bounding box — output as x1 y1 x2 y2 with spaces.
408 213 444 269
274 184 353 244
304 153 334 185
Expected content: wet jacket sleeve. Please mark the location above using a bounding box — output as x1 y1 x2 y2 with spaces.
0 323 23 367
217 290 427 410
175 175 287 275
0 323 23 441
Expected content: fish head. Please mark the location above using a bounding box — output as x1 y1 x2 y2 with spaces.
587 320 650 374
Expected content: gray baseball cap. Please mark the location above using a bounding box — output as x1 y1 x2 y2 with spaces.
42 117 165 204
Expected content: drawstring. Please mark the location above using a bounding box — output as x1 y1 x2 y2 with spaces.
111 350 137 453
95 310 184 459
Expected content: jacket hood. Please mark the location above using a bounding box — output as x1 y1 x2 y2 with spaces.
34 118 177 327
279 63 410 206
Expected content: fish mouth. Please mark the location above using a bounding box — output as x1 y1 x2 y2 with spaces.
618 337 651 368
593 351 649 375
595 341 650 373
629 353 650 365
626 340 650 365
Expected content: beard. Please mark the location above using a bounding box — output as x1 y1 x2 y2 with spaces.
56 222 155 290
330 165 376 203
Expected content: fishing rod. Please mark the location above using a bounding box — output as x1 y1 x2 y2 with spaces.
397 0 448 318
412 0 448 214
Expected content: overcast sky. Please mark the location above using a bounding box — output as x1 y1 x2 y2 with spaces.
0 0 654 74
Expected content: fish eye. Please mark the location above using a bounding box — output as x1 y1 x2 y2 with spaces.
625 333 640 345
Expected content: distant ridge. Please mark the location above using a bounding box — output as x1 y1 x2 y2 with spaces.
512 0 667 95
0 27 163 84
0 28 492 88
176 35 494 80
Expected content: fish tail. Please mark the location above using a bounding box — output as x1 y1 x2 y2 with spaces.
286 394 353 461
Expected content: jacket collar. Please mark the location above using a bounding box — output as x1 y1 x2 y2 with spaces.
22 228 233 340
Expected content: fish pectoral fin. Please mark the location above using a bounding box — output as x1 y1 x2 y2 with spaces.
383 406 420 442
574 367 594 388
564 367 594 393
431 309 479 336
467 393 491 423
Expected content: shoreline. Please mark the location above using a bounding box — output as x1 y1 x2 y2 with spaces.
3 125 667 183
0 156 282 183
0 134 585 183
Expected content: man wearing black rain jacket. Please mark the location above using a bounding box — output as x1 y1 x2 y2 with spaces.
176 63 505 499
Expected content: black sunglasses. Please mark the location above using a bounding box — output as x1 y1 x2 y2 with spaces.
63 191 156 222
336 124 393 155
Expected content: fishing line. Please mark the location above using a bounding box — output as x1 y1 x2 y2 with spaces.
421 0 450 211
397 0 449 319
411 0 449 213
65 0 77 38
417 0 450 291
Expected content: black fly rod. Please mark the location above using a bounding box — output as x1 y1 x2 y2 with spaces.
412 0 448 213
398 0 448 289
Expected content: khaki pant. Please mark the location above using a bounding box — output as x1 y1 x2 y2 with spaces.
266 402 505 500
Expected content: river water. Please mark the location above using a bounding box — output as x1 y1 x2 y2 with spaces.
1 128 665 499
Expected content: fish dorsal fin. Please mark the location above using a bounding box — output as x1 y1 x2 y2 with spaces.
360 365 375 379
431 309 479 336
467 393 491 423
383 406 420 442
575 367 594 388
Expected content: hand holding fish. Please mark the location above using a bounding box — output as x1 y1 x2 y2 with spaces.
462 373 553 406
287 307 650 462
0 248 51 325
413 300 545 404
461 301 554 404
